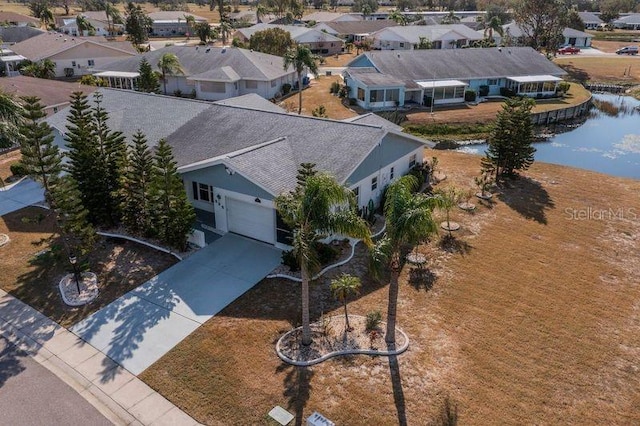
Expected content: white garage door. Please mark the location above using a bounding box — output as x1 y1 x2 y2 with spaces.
226 197 275 244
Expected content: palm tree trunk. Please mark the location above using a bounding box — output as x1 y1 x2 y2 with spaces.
385 256 400 344
301 264 312 346
162 70 167 95
297 71 303 115
343 300 350 331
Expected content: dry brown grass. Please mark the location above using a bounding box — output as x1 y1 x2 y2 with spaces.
279 75 357 120
555 56 640 84
0 207 178 327
0 149 20 184
141 151 640 425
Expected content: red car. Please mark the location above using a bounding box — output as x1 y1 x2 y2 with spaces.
558 46 580 54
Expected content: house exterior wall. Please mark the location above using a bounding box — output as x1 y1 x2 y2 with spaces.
50 43 134 77
301 40 343 55
563 35 591 47
466 78 505 96
151 22 197 37
347 77 404 109
193 80 240 100
347 134 424 207
179 73 296 100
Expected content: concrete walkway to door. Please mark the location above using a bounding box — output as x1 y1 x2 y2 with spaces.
71 234 282 375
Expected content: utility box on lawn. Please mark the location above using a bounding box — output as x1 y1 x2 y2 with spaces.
307 412 334 426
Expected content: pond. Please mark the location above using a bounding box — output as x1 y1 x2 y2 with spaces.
457 94 640 180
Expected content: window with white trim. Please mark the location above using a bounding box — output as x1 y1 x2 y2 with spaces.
88 59 95 67
487 78 498 85
246 80 258 89
371 176 378 191
409 154 416 168
192 181 213 202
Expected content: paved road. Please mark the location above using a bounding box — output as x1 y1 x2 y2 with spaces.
0 336 112 426
72 233 282 375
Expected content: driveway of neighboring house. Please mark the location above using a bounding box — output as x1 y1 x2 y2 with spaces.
0 179 45 216
71 233 282 375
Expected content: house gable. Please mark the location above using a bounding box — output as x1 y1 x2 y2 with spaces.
50 41 135 60
181 163 274 200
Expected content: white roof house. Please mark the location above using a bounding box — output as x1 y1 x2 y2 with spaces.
234 24 344 55
370 24 483 50
488 23 593 48
613 13 640 30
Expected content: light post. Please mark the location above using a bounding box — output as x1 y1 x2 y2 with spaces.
69 254 81 294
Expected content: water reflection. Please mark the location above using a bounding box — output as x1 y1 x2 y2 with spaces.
457 94 640 179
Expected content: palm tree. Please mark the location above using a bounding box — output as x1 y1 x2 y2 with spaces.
157 53 185 95
255 2 269 23
371 175 439 345
440 11 460 24
434 186 462 238
218 19 232 46
184 15 196 38
330 274 361 332
104 2 122 37
39 59 56 79
0 92 24 149
483 15 503 41
275 168 372 346
388 10 406 26
76 16 96 36
283 45 319 115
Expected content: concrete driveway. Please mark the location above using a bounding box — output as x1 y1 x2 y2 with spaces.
71 234 282 375
0 179 45 216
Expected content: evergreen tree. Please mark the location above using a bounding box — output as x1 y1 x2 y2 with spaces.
484 97 536 178
92 92 127 225
18 96 61 205
150 139 195 251
125 2 153 47
137 58 159 93
120 130 154 235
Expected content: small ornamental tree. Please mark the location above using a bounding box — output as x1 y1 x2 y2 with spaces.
249 28 294 57
330 274 362 332
484 97 536 178
137 58 160 93
150 139 195 251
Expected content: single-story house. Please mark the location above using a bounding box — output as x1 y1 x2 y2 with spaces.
490 23 593 48
93 45 297 100
57 12 125 37
314 20 397 43
578 12 603 30
10 32 137 78
234 23 344 55
370 24 483 50
344 47 567 110
613 13 640 30
0 11 40 27
148 11 208 37
302 11 363 23
0 76 96 115
0 26 45 48
46 88 433 247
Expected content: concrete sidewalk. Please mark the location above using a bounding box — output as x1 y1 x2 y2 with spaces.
0 289 200 426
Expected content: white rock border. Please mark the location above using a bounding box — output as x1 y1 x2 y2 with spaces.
0 233 9 248
475 192 493 200
406 252 427 265
440 221 461 231
59 272 99 306
275 316 410 367
458 202 476 211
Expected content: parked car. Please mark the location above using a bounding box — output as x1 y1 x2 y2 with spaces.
615 46 638 55
558 45 581 54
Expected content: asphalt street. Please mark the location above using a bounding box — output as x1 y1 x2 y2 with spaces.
0 336 112 426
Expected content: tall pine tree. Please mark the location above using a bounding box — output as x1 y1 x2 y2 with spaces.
150 139 195 251
484 97 536 178
19 96 95 263
120 130 154 235
65 91 126 227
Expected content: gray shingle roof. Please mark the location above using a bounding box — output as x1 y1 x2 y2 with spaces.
45 88 428 195
11 32 137 61
373 24 483 44
235 23 343 43
578 12 603 24
354 47 566 85
342 113 402 131
0 26 45 44
321 20 397 35
97 45 293 81
347 67 405 86
148 11 207 22
45 88 212 147
213 93 286 113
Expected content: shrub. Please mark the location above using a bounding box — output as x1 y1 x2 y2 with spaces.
478 85 489 97
10 162 27 177
281 83 292 95
330 81 340 94
557 81 571 93
281 242 340 272
338 85 349 98
499 87 516 97
464 89 477 102
365 310 382 331
348 98 357 106
312 105 328 118
281 249 300 272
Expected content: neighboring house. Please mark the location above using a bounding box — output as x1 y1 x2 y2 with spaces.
0 11 40 27
0 76 96 115
613 13 640 30
344 47 567 110
491 23 593 47
234 23 344 55
148 11 208 37
303 12 362 23
314 20 397 43
46 88 432 247
10 32 137 78
93 45 297 101
0 26 45 47
578 11 603 30
370 24 483 50
57 12 125 37
228 10 277 26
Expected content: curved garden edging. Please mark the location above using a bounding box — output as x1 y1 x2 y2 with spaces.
0 176 28 192
276 317 409 367
96 231 183 260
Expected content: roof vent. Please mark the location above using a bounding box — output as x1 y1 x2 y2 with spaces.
64 38 67 42
221 47 226 53
195 46 198 50
498 47 502 52
205 48 210 52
